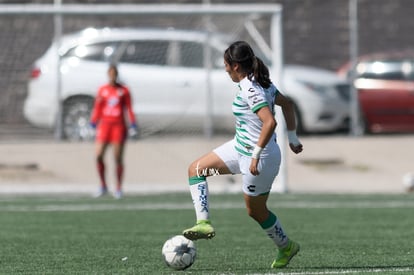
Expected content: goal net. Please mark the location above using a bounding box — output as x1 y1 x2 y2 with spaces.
0 3 282 140
0 3 288 192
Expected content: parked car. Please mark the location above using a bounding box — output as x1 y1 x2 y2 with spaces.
283 65 349 134
24 27 350 140
338 50 414 133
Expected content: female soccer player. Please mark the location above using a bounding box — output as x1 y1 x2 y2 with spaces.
90 64 138 199
182 41 303 268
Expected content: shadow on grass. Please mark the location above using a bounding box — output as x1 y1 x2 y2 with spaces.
290 264 414 274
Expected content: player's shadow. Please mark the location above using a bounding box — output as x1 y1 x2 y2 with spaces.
218 264 414 274
303 264 414 272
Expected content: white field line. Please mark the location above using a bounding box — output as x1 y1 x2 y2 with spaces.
1 200 414 212
257 266 414 274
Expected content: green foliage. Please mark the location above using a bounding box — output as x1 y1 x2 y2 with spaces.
0 193 413 274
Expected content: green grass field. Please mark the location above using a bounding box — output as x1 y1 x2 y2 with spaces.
0 193 413 275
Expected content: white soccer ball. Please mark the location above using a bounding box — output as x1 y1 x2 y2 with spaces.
162 235 196 270
402 173 414 192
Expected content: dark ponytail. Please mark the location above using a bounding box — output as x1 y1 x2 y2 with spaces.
224 41 272 88
252 56 271 89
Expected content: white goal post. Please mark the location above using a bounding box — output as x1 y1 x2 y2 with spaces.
0 3 288 192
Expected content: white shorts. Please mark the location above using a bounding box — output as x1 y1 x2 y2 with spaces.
213 139 281 196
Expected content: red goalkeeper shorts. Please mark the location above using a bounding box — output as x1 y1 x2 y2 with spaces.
96 122 127 143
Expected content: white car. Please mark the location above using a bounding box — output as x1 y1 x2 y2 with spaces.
24 27 349 140
284 65 350 134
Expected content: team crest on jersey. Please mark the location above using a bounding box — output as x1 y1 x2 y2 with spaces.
108 96 119 107
117 88 124 96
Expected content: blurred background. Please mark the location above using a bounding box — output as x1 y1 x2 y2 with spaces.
0 0 413 194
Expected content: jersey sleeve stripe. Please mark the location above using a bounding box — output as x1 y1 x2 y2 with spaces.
251 102 269 113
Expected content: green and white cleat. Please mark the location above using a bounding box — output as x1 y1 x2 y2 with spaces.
271 240 300 268
183 220 215 241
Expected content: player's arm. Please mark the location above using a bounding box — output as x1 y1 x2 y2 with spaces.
123 87 136 126
90 88 103 127
123 87 139 139
250 105 276 175
275 92 303 154
255 106 277 150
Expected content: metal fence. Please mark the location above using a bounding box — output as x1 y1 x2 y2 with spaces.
0 0 413 195
0 2 283 141
1 0 414 141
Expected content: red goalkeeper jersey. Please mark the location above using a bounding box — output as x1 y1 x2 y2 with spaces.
90 83 136 125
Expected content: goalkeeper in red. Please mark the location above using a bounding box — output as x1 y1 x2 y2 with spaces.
90 64 138 199
182 41 303 268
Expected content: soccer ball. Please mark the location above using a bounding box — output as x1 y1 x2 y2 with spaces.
162 235 196 270
402 173 414 192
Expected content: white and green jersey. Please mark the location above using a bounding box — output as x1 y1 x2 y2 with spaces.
232 76 279 157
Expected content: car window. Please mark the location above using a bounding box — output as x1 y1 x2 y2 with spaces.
63 42 119 62
119 40 223 69
356 60 413 81
210 44 226 69
173 41 222 69
176 41 204 68
406 61 414 80
119 41 168 65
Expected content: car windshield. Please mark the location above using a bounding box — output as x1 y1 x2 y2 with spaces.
119 40 224 68
63 41 120 62
62 39 225 69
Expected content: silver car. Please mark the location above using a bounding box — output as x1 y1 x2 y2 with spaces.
24 27 349 139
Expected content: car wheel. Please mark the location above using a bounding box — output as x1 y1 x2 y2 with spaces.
358 109 370 135
62 97 94 141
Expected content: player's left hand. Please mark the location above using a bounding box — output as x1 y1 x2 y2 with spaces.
249 158 260 176
287 130 303 154
289 142 303 154
128 124 139 140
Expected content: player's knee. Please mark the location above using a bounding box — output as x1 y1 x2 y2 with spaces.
246 207 267 223
189 160 207 178
114 157 123 165
96 155 104 163
188 161 198 177
246 208 260 221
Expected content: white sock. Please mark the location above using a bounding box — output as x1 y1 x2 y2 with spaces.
189 176 209 222
260 211 289 248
